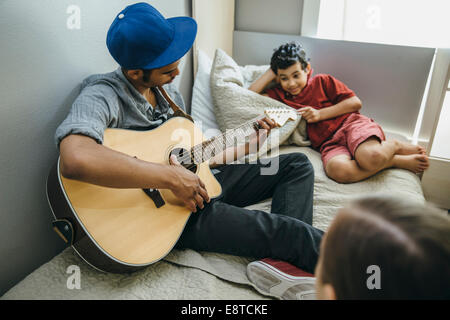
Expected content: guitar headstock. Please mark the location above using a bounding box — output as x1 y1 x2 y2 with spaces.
265 108 298 127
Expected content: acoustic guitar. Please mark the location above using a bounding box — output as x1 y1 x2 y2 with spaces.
47 108 297 273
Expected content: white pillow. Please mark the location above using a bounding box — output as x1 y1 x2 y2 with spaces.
209 49 310 154
191 50 221 139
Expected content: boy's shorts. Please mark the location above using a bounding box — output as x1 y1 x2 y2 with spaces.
319 113 386 168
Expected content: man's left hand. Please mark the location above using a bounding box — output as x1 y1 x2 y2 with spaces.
250 116 278 150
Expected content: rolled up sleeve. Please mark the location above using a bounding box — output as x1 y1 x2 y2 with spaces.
55 86 112 148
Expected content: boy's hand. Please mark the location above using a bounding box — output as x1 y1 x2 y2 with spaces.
298 107 321 123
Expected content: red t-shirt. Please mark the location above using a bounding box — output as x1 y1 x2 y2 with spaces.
265 70 356 149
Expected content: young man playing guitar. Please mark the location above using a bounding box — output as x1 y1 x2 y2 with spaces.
55 2 323 299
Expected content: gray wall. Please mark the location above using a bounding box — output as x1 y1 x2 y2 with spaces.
235 0 303 35
0 0 192 296
233 31 434 139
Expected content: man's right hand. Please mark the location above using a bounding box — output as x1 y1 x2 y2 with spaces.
169 155 210 213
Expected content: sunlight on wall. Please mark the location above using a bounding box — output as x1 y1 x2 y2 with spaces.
431 86 450 158
317 0 450 48
318 0 449 152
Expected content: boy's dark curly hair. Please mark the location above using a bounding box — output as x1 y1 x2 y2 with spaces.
270 42 310 74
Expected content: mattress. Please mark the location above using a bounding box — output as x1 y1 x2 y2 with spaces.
1 145 424 300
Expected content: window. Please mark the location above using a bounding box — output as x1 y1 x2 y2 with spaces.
317 0 450 48
430 78 450 159
317 0 449 155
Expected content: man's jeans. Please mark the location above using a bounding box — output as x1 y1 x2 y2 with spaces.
175 153 324 273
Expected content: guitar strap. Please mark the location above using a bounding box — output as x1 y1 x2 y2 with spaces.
140 87 194 208
157 86 194 122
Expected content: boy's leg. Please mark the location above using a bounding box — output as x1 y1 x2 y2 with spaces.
347 115 428 175
354 137 428 173
323 113 429 183
325 139 430 183
354 137 396 171
321 142 364 183
326 153 385 183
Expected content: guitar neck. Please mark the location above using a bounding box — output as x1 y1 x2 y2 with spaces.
191 115 266 164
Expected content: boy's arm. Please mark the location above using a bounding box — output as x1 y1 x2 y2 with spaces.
299 96 362 123
59 134 210 212
248 68 276 95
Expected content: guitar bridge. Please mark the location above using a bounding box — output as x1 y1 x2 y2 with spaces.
142 188 166 208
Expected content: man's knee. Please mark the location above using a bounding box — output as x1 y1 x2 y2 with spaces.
283 152 312 169
282 153 314 179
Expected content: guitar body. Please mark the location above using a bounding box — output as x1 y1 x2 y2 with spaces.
47 117 222 273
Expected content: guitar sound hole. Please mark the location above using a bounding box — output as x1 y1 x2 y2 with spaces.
169 148 198 173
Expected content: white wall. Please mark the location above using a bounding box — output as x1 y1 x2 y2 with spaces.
0 0 192 296
192 0 235 70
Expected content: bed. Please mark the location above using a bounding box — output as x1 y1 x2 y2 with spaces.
1 47 425 300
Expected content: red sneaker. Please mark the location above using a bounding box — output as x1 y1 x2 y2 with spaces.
247 258 316 300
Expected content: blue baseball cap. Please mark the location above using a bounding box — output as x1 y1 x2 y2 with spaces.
106 2 197 70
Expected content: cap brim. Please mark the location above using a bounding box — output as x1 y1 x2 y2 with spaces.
142 16 197 69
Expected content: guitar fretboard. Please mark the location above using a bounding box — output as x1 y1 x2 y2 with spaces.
189 115 266 164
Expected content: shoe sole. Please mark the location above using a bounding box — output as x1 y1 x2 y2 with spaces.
247 260 316 300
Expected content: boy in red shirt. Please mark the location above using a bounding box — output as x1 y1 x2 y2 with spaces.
250 42 429 183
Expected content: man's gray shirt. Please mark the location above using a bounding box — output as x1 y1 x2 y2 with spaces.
55 67 185 148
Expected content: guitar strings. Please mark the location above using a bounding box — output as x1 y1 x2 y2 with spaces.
191 108 296 163
172 107 297 167
174 114 266 166
184 116 265 165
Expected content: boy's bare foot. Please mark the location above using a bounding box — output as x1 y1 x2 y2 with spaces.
394 140 426 156
393 154 429 173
